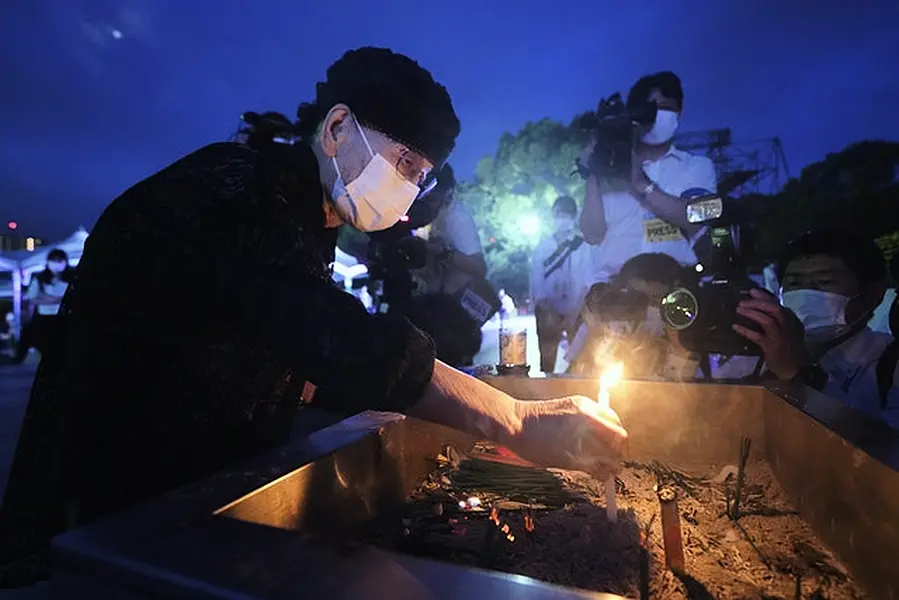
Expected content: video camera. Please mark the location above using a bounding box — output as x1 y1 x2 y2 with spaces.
659 196 763 356
237 111 297 149
577 93 657 179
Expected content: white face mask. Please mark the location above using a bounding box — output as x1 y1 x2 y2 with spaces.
553 215 575 235
642 305 665 337
781 289 850 337
47 261 67 274
640 109 680 145
330 116 421 232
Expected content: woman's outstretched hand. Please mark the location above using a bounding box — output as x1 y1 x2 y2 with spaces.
507 396 628 481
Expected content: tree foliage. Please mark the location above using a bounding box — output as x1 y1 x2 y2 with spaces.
742 140 899 268
458 118 591 300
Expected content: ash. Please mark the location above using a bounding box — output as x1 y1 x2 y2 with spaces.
359 443 867 599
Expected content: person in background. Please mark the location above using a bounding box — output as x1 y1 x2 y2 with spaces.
420 164 487 296
14 249 75 363
578 71 717 283
732 229 898 427
530 195 593 372
566 253 681 378
498 288 517 318
0 47 626 588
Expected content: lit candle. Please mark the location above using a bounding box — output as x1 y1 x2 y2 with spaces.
598 362 623 523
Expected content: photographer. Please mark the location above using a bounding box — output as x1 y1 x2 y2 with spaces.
579 71 717 280
531 195 593 372
0 47 627 588
732 229 898 427
567 253 680 378
418 164 488 296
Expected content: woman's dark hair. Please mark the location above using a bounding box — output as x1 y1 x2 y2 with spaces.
627 71 684 112
552 195 577 217
296 47 460 167
36 248 75 286
775 228 887 288
616 252 683 287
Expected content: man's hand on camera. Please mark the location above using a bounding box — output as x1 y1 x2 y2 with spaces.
509 396 628 481
579 136 597 171
733 288 810 380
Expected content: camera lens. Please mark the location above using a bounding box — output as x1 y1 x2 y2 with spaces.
660 288 699 331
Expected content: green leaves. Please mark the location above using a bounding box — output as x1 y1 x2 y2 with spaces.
460 119 590 300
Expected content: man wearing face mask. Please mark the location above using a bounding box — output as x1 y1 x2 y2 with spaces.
579 71 717 283
0 47 627 588
530 196 593 372
732 229 899 427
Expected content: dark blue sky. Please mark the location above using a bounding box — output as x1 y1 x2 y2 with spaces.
2 0 897 241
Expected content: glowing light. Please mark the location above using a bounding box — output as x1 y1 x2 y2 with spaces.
695 263 704 272
7 221 17 230
466 496 481 508
111 29 123 39
25 237 35 252
519 214 540 237
398 215 410 222
599 361 624 393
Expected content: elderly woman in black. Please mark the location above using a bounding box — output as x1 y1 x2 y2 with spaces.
0 47 627 587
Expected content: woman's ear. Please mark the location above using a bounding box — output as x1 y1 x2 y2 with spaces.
318 104 352 158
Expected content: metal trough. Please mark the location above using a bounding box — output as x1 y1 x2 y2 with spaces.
48 378 899 599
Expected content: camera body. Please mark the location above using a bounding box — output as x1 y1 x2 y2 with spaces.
660 196 763 356
578 93 657 179
583 282 650 326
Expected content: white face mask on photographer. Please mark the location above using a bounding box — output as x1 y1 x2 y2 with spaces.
330 116 420 232
640 109 680 145
47 261 67 274
781 289 850 340
553 215 576 235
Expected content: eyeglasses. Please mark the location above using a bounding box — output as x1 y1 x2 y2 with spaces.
367 127 437 191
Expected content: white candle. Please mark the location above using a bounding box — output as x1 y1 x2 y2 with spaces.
597 363 623 524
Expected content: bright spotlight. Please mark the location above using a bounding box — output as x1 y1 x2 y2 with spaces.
519 214 540 237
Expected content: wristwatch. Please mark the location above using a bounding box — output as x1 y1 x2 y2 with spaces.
641 181 657 197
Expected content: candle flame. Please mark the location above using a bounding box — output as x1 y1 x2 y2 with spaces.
599 361 624 392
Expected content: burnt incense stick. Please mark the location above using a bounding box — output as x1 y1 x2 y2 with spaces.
731 437 752 520
657 486 685 575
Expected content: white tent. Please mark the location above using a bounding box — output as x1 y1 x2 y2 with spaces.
19 227 89 277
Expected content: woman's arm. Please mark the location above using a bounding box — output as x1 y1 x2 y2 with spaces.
406 360 522 444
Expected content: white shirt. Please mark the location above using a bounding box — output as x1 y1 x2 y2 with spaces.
27 277 68 316
869 288 896 334
587 147 718 283
424 198 484 295
530 233 593 319
429 198 482 256
818 328 899 428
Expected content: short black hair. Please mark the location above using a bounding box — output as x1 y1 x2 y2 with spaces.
616 253 683 287
552 195 577 216
627 71 684 112
47 248 68 262
296 47 460 167
434 163 456 194
775 229 887 287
